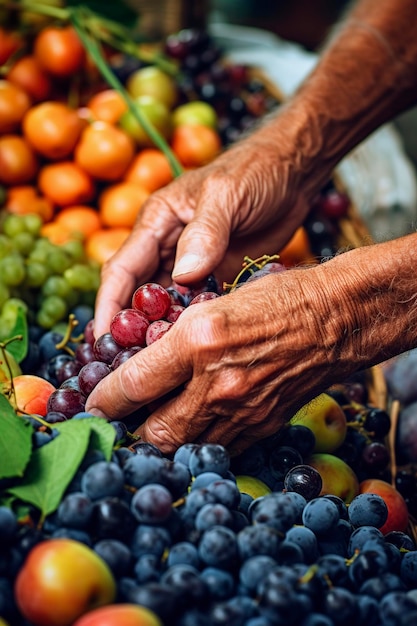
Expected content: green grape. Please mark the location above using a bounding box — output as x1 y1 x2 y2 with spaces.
0 234 14 259
0 254 26 286
13 232 35 256
25 261 49 288
2 297 28 316
0 282 10 310
21 213 42 236
42 275 72 300
38 295 67 326
61 239 85 262
2 214 27 238
48 248 72 274
28 248 49 264
63 264 96 291
36 309 56 329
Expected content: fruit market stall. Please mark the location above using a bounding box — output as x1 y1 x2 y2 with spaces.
2 2 417 625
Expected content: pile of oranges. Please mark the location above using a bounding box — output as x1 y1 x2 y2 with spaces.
0 23 223 265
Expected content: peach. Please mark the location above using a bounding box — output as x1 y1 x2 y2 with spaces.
10 374 56 416
14 538 116 626
72 603 162 626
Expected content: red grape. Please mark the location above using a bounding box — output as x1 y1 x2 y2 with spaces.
110 308 150 347
132 282 172 321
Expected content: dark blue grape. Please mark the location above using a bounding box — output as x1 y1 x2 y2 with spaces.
130 524 171 559
134 553 162 583
189 444 230 477
237 524 280 561
401 551 417 587
239 555 277 594
198 525 238 569
348 493 388 528
0 506 18 545
195 503 234 531
94 538 132 578
283 464 323 500
347 525 384 557
161 564 208 607
251 493 300 533
130 483 173 524
269 446 303 481
56 491 93 529
302 498 340 536
123 453 166 489
121 580 180 622
200 566 236 601
92 496 136 541
285 525 318 564
166 541 200 569
81 461 125 500
173 442 200 467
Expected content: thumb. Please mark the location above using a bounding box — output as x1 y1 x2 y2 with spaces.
172 204 232 283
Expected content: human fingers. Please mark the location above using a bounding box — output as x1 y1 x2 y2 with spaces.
85 325 192 419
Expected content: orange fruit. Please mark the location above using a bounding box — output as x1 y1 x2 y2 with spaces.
278 226 316 267
0 135 39 185
98 182 150 228
171 124 221 168
5 186 54 222
23 101 85 160
87 89 128 125
124 148 174 193
0 79 31 134
55 205 102 239
85 227 131 265
40 221 75 245
38 161 96 207
33 25 85 77
7 55 52 102
74 121 135 181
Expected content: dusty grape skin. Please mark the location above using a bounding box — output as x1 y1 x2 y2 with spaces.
146 320 173 346
46 387 86 419
78 361 112 396
131 282 172 321
110 308 150 347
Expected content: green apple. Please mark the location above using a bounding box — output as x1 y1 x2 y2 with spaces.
72 603 162 626
120 95 172 147
290 393 347 453
126 66 178 110
307 453 359 503
172 101 218 129
14 538 116 626
236 475 271 499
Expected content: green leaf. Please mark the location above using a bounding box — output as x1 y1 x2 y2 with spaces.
6 420 91 520
5 307 28 363
85 416 116 461
66 0 138 27
0 395 33 479
6 417 116 519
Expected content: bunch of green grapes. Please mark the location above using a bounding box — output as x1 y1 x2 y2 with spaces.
0 212 100 337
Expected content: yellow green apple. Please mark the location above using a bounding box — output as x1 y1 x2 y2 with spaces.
307 453 359 503
236 475 272 499
290 393 347 453
126 66 178 109
119 95 172 147
172 101 218 128
14 538 116 626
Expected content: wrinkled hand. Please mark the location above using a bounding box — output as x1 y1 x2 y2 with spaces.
93 124 313 338
86 263 349 456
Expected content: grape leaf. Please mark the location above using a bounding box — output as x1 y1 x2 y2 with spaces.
6 420 91 520
84 416 115 461
6 418 116 519
0 395 33 479
4 306 28 363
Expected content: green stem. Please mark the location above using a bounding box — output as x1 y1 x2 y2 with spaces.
71 10 183 179
6 0 70 20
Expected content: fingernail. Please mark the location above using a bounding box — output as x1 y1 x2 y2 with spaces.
173 253 200 277
86 407 107 419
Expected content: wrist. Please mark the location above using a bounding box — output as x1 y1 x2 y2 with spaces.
314 235 417 374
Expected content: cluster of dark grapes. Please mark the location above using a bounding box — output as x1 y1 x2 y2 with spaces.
3 439 417 625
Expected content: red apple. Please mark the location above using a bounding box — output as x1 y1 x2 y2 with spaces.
72 604 162 626
359 478 409 534
10 374 56 416
290 393 347 453
14 538 116 626
307 453 359 503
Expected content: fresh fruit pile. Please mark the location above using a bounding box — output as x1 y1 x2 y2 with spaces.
1 257 416 625
1 4 414 626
